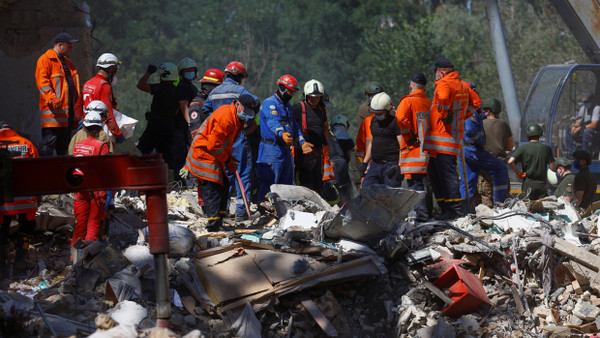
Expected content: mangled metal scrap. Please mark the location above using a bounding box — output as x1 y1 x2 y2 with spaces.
324 186 424 245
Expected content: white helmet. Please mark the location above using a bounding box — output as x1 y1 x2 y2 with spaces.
304 79 324 97
158 62 178 82
96 53 121 69
177 57 197 73
83 101 107 127
370 92 392 111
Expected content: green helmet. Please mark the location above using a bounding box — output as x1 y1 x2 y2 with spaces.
331 114 350 129
482 98 501 115
364 81 384 95
158 62 178 82
177 57 197 73
526 123 543 138
556 158 571 169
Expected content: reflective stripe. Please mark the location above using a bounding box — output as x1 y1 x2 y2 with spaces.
39 85 52 93
493 185 508 191
424 143 459 153
445 198 463 202
275 127 284 134
426 135 458 143
187 157 222 182
436 198 445 202
235 199 244 204
0 202 37 211
400 166 428 172
40 114 69 124
203 76 220 82
55 77 61 99
323 164 332 169
211 139 231 156
207 216 221 221
437 103 450 110
209 93 240 100
468 106 477 114
400 157 427 163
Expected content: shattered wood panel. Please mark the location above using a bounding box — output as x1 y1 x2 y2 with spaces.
195 254 273 305
245 249 328 284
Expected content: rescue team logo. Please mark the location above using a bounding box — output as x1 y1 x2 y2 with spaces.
73 144 96 156
190 111 198 120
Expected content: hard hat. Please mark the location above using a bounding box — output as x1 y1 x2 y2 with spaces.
573 149 592 164
224 61 247 78
177 57 197 73
526 123 543 138
158 62 178 82
370 92 392 111
304 79 324 97
482 98 502 115
83 101 107 127
200 68 225 84
556 158 572 169
277 74 299 92
364 81 384 95
96 53 121 69
331 114 350 129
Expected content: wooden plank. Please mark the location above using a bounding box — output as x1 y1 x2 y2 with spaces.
194 242 242 259
510 285 525 315
301 299 338 337
553 238 600 272
423 281 453 305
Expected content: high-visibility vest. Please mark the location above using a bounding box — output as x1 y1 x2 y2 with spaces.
423 72 479 156
355 113 374 161
185 102 243 185
35 49 80 128
395 89 432 176
0 130 39 219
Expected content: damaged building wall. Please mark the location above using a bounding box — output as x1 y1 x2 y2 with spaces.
0 0 93 144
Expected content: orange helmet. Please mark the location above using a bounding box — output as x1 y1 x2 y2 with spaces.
277 74 299 92
200 68 225 84
224 61 247 78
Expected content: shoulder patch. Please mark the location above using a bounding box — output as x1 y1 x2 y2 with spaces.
190 111 198 120
269 105 276 110
271 110 278 116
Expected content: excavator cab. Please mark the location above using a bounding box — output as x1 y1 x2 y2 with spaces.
521 64 600 179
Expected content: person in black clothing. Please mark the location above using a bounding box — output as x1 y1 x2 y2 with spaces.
136 62 179 172
361 92 402 188
188 68 225 138
292 79 334 196
329 112 356 203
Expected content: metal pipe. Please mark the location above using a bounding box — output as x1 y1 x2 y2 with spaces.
154 253 171 327
484 0 522 144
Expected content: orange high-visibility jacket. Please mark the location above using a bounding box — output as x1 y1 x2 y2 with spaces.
185 102 243 185
355 113 374 161
395 89 432 176
0 129 38 219
423 72 479 156
35 49 80 128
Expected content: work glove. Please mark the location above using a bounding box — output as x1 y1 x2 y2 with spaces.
442 111 454 125
115 135 126 144
360 162 369 178
147 64 158 74
48 97 61 110
301 142 314 154
518 172 527 180
386 164 401 179
225 159 238 173
179 167 189 179
282 132 294 146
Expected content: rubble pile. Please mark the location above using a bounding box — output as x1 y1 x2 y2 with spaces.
1 186 600 337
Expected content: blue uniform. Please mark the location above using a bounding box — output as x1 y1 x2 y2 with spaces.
460 110 508 209
202 78 257 217
257 93 306 201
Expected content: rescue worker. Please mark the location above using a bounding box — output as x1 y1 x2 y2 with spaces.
460 98 509 211
184 95 260 231
136 62 179 174
329 114 355 203
424 57 480 219
478 98 513 207
189 68 225 138
360 92 403 188
202 61 258 221
176 57 199 126
355 82 384 162
0 122 39 277
570 92 600 154
173 57 199 184
35 32 80 156
358 81 384 124
571 150 597 209
68 103 114 155
396 73 433 222
257 75 314 201
508 124 556 200
71 102 112 255
75 53 123 143
553 158 575 198
292 79 335 196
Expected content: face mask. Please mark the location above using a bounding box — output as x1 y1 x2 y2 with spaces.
111 75 118 86
374 113 387 121
237 111 254 121
183 71 195 81
279 88 293 102
583 102 591 109
572 160 581 170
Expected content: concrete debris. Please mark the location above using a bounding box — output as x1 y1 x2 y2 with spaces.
3 187 600 336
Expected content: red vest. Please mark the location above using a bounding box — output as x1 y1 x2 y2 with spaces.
73 136 110 157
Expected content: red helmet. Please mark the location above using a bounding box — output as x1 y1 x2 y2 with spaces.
277 74 299 92
200 68 225 84
224 61 247 78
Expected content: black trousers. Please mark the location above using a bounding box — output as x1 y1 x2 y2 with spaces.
201 178 230 230
428 153 463 216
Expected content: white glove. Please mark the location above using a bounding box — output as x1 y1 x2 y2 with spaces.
179 167 189 179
